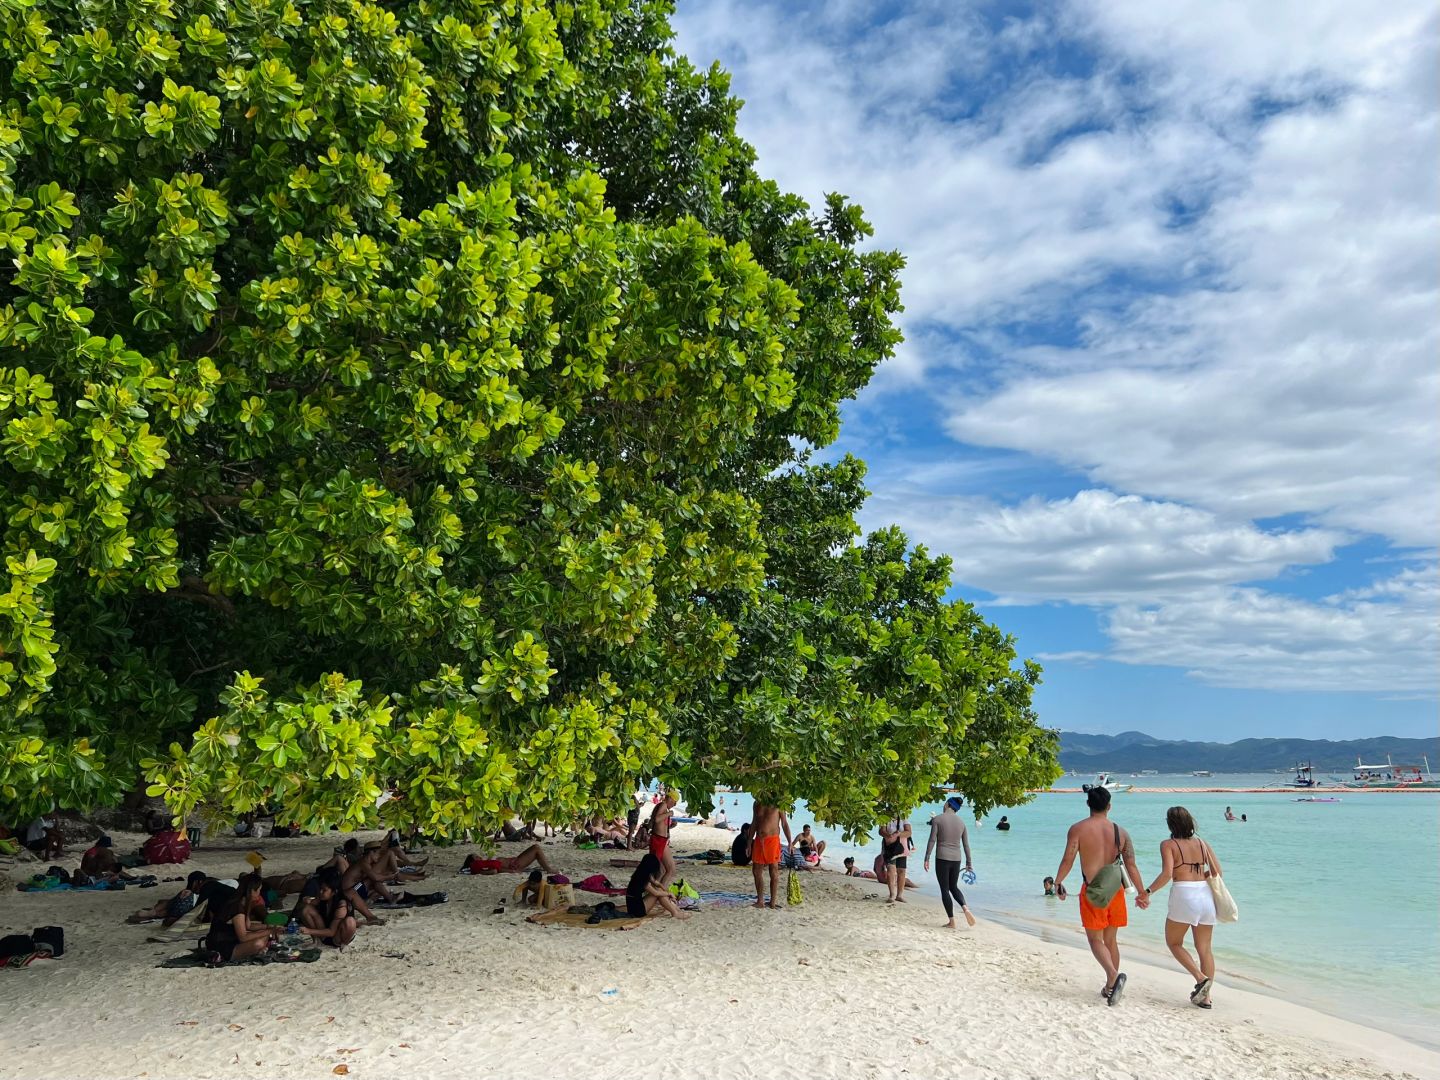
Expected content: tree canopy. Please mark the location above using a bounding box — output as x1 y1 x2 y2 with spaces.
0 0 1059 837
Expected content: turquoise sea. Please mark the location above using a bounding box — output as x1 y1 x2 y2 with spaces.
712 779 1440 1049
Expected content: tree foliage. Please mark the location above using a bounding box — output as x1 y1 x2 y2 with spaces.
0 0 1058 835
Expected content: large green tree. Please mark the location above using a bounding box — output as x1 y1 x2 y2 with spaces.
0 0 1058 836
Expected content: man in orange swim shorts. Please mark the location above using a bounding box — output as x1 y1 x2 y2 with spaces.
748 802 792 909
1052 787 1149 1006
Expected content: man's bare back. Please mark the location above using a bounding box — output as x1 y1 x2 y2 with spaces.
1068 815 1132 883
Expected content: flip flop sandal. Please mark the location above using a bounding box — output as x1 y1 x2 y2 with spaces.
1190 977 1213 1004
1194 999 1213 1009
1107 972 1127 1006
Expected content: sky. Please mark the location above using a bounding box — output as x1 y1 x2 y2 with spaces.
672 0 1439 741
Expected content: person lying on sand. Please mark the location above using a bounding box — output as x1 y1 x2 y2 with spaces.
464 843 555 876
295 869 358 948
129 871 210 925
262 870 312 898
205 874 280 963
625 853 690 920
844 857 877 880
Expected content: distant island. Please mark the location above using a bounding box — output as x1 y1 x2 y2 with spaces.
1058 730 1439 774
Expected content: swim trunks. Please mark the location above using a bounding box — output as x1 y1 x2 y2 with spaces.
1079 886 1127 930
752 834 782 866
648 834 668 860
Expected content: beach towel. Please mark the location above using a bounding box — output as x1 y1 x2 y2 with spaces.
525 909 645 932
575 874 625 896
0 952 44 968
697 891 754 908
158 948 323 969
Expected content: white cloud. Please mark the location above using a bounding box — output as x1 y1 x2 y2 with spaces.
675 0 1440 693
861 488 1343 603
1102 567 1440 692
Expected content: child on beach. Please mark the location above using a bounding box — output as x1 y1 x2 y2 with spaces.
843 857 877 880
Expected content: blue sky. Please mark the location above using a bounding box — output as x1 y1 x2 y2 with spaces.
674 0 1439 740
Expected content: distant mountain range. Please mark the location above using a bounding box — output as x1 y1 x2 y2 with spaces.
1058 730 1440 774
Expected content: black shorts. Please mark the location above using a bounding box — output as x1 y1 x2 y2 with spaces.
626 894 647 918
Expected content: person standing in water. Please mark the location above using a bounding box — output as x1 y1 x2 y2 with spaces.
923 796 976 928
1146 806 1221 1009
1052 787 1149 1006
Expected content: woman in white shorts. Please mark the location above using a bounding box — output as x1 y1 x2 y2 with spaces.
1146 806 1221 1009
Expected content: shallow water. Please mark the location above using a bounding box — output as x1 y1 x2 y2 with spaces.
712 778 1440 1049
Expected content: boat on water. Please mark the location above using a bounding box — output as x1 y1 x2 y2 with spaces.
1140 769 1159 776
1296 796 1341 803
1082 772 1132 793
1191 770 1213 778
1342 755 1439 790
1289 763 1319 788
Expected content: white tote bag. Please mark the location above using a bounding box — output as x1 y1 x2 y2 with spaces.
1203 841 1238 923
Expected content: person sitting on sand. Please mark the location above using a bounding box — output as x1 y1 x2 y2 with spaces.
295 869 358 949
514 869 545 907
625 853 690 920
375 836 427 883
730 822 753 866
130 871 210 925
793 824 827 866
80 835 138 884
205 874 279 963
844 857 877 880
340 844 393 926
23 814 64 860
870 852 919 888
465 842 556 876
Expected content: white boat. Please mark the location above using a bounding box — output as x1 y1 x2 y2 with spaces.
1191 770 1213 777
1082 772 1132 793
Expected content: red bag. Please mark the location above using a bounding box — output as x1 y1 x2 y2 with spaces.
142 830 192 865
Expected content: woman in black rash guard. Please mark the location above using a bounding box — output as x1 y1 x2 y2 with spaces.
624 853 691 920
924 796 977 928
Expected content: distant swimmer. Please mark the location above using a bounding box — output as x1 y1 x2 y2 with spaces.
1224 807 1235 822
1052 786 1149 1006
996 816 1011 831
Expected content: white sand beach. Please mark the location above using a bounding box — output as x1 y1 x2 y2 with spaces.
1 825 1435 1080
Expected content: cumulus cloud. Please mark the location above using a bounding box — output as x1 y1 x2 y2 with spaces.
861 488 1343 603
675 0 1439 692
1102 568 1439 692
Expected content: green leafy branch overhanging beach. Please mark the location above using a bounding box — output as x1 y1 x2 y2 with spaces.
0 0 1059 836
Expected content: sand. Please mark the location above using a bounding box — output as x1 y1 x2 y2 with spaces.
1 825 1435 1080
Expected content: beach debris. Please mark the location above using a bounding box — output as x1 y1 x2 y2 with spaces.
333 1067 350 1076
599 988 620 1001
228 1024 244 1032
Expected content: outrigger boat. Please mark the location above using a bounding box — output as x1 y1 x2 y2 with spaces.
1343 755 1439 790
1289 763 1318 788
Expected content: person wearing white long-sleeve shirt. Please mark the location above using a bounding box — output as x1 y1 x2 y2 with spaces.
924 796 976 928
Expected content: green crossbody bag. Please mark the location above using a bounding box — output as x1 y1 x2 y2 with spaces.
1084 824 1127 907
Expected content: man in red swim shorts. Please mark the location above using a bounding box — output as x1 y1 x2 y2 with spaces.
1052 787 1149 1006
747 803 792 909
